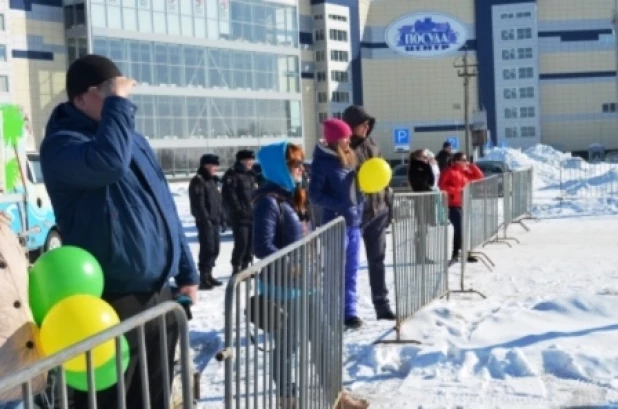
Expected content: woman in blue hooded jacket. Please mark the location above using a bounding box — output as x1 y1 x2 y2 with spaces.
308 118 365 330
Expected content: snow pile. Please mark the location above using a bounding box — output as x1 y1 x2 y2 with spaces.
480 144 570 187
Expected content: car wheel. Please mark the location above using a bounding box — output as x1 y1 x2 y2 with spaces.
44 229 62 252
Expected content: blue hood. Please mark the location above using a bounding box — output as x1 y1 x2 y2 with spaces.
45 102 100 137
257 141 296 192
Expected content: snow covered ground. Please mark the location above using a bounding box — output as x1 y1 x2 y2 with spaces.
172 145 618 409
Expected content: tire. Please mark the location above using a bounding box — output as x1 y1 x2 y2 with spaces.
43 229 62 252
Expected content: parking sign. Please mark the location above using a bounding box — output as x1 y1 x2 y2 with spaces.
446 136 459 150
393 128 410 152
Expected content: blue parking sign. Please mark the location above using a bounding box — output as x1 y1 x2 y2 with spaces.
393 128 410 152
446 136 459 150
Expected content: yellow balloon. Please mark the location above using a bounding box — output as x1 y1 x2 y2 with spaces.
40 295 120 372
358 157 392 193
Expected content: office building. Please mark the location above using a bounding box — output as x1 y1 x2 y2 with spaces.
301 0 618 160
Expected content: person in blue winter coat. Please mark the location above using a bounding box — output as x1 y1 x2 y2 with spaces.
39 55 198 409
308 118 365 330
252 141 369 409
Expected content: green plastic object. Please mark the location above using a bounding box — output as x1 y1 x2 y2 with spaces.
1 104 25 147
65 335 130 392
28 246 105 325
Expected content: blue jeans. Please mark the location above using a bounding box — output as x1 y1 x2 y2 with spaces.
0 401 24 409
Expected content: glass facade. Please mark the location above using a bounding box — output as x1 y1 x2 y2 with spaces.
92 37 300 93
63 0 302 174
130 94 301 140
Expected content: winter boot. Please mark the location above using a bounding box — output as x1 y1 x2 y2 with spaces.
199 270 213 290
344 316 363 330
376 308 396 321
336 392 369 409
206 269 223 287
467 255 479 263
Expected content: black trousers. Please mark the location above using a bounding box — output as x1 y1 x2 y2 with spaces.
449 207 463 258
197 222 220 271
70 286 179 409
361 211 390 313
231 223 253 268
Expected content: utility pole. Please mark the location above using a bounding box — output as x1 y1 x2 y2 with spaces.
454 48 478 158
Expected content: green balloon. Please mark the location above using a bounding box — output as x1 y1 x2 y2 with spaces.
1 104 25 147
29 246 104 325
65 336 130 392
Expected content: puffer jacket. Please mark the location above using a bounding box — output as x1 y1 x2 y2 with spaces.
0 214 47 402
308 143 364 228
438 164 484 207
344 105 390 224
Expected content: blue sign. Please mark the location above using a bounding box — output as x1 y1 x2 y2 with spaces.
384 13 468 58
446 136 459 150
393 128 410 151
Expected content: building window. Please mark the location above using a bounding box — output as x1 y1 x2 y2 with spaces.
331 70 349 82
0 75 8 93
503 88 517 99
517 28 533 40
315 29 325 42
316 71 326 82
329 29 348 42
504 107 518 118
501 29 514 41
332 91 350 103
328 14 347 22
517 11 532 18
315 50 325 62
602 103 617 113
521 126 536 137
314 15 323 20
517 47 533 59
0 14 5 31
330 50 349 62
519 86 535 98
520 106 535 118
318 112 327 123
502 49 515 60
518 67 534 78
0 45 6 62
505 127 518 138
502 68 516 80
501 13 514 19
317 92 328 103
333 112 343 119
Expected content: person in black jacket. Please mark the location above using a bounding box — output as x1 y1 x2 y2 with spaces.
407 149 435 192
222 150 258 274
435 141 453 172
189 154 225 290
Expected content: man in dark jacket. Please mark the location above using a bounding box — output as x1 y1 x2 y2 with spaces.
436 141 453 172
189 154 225 289
343 105 396 321
222 149 257 274
407 149 435 192
40 55 198 409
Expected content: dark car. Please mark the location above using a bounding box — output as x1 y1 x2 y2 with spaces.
390 164 410 191
475 160 511 197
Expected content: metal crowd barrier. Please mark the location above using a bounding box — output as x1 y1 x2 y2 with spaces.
559 159 618 200
380 191 449 344
0 301 194 409
502 168 535 240
216 218 346 409
455 176 504 298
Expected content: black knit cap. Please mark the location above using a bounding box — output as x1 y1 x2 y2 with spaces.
236 149 255 161
200 154 220 166
66 54 123 101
